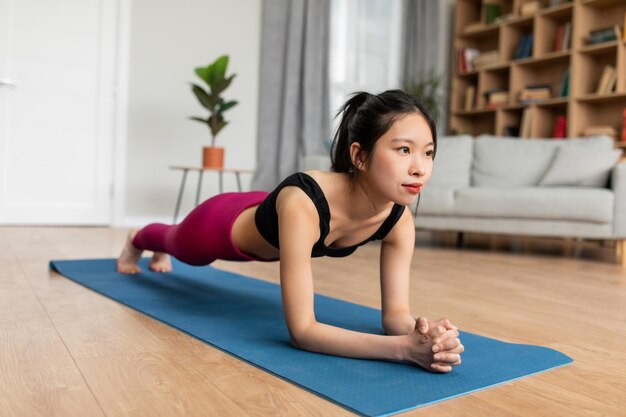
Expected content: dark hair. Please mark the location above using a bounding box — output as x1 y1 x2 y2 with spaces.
330 89 437 174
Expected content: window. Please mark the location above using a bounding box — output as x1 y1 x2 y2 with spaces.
328 0 404 143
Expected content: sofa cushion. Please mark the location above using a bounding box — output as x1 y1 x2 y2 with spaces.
428 135 473 188
415 186 456 215
472 136 558 187
471 135 615 188
452 187 613 223
539 147 622 187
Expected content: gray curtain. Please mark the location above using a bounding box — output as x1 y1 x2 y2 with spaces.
402 0 447 132
251 0 331 191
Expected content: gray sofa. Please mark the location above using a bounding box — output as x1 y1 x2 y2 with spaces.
412 134 626 265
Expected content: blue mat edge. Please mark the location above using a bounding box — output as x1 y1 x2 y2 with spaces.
49 258 574 417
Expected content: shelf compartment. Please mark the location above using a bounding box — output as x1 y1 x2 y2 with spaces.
572 98 626 138
576 51 619 96
450 111 496 137
510 60 570 105
533 105 569 138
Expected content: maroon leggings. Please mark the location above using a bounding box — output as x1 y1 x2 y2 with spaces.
132 191 274 266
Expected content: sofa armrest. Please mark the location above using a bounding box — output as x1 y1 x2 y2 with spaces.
612 162 626 237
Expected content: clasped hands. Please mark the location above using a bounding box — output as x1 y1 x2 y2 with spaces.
408 316 464 373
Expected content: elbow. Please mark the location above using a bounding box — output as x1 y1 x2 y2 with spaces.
288 322 315 350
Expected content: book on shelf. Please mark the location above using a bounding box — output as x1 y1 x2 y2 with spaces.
589 26 619 45
513 34 533 60
624 12 626 41
484 89 509 108
473 50 499 69
520 108 533 138
561 22 571 51
519 84 551 103
551 116 567 139
559 67 570 97
584 125 618 142
554 25 565 51
464 86 477 111
483 3 502 24
458 47 480 72
596 65 616 95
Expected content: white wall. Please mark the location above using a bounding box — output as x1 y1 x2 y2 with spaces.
123 0 261 225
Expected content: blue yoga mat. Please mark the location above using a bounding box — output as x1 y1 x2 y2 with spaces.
50 258 572 417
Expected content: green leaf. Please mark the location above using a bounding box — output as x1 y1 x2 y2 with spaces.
189 116 209 125
195 66 210 84
211 120 228 137
190 84 214 110
218 100 238 114
211 55 229 81
211 74 236 96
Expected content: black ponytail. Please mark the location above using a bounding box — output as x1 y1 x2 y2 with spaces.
330 89 437 174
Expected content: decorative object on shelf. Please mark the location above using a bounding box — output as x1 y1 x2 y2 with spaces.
584 126 618 143
552 116 567 139
190 55 238 169
595 65 616 95
403 68 445 124
521 1 542 16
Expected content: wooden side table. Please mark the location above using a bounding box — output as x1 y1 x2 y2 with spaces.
170 166 255 223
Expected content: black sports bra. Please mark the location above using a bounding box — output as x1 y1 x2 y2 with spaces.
254 172 406 258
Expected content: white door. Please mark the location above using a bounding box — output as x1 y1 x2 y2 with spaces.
0 0 117 225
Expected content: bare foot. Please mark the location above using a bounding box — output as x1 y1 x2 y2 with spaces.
150 252 172 273
117 229 143 274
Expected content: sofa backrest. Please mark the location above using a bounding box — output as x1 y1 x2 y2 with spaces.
428 135 473 188
472 135 615 187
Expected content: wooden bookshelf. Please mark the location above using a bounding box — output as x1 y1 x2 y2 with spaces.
450 0 626 146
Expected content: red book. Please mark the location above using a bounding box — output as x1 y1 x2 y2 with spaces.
552 115 567 139
554 25 564 51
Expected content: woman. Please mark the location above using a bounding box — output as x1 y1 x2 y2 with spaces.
118 90 464 373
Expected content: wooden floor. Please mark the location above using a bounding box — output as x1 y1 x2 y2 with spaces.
1 227 626 417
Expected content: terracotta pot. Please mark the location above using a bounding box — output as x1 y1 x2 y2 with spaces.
202 146 224 169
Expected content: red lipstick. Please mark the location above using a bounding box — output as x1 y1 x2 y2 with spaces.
402 183 422 194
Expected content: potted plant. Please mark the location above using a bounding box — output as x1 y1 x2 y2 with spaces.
190 55 238 168
403 68 445 125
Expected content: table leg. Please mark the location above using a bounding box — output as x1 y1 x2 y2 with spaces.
219 171 223 194
173 169 188 224
195 170 204 206
235 172 242 191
